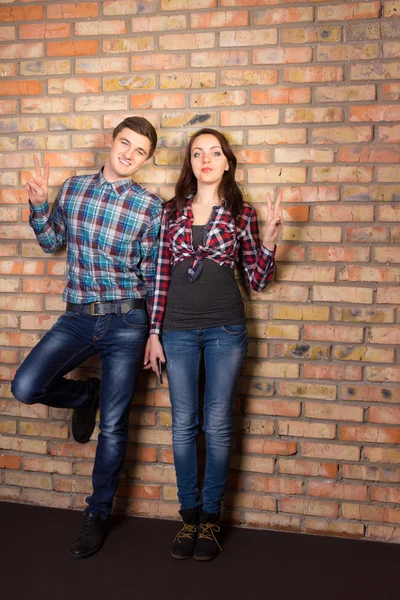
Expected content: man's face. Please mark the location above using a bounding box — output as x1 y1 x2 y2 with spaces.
103 127 152 182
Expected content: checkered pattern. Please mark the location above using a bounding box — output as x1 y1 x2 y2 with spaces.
150 198 275 335
29 169 163 315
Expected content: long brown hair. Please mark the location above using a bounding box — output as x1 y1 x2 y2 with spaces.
170 128 244 219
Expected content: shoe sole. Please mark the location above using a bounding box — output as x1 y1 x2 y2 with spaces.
194 553 220 562
69 544 103 560
171 551 193 560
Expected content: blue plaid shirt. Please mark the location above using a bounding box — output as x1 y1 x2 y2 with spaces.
29 169 163 314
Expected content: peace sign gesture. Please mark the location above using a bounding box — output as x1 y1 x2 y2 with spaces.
26 155 50 206
262 193 283 251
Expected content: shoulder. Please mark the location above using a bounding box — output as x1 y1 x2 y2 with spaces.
60 173 97 193
132 182 164 212
236 202 256 228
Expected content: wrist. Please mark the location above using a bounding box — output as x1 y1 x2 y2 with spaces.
262 241 276 252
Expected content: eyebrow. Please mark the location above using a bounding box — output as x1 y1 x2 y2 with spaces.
192 145 222 151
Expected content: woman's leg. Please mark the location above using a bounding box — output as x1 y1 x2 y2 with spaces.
201 324 248 516
162 329 202 511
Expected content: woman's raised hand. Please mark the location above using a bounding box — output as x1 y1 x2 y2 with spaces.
26 155 50 205
262 193 283 251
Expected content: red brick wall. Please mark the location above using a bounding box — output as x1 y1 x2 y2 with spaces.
1 0 399 543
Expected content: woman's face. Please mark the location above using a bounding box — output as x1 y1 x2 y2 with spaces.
190 134 229 187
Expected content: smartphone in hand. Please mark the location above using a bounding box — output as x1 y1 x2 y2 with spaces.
156 358 163 386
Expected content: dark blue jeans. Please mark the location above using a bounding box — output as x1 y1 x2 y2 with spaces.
11 307 148 519
162 325 248 516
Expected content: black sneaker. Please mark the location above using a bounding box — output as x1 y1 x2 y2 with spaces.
194 512 222 561
171 507 199 560
72 377 100 444
70 511 107 559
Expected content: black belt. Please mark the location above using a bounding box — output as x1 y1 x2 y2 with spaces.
66 299 145 316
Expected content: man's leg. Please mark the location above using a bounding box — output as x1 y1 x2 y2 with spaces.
12 313 98 409
70 309 148 559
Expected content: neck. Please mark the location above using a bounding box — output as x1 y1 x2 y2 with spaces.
102 165 132 184
194 183 221 206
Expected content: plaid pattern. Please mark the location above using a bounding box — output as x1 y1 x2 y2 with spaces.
29 169 163 314
150 198 275 335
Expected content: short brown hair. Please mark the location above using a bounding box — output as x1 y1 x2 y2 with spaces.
112 116 157 158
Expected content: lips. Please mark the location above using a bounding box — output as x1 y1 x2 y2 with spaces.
119 157 131 166
201 168 212 172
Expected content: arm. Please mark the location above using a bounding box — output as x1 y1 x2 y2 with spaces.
28 156 66 253
240 194 283 292
140 200 163 318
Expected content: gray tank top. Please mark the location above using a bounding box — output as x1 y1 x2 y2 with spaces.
163 225 245 331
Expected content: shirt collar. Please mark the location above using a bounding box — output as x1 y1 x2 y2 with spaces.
96 168 137 196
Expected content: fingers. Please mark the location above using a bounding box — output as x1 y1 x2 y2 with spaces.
33 155 42 179
43 160 50 182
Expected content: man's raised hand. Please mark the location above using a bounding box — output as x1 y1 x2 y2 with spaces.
26 155 50 205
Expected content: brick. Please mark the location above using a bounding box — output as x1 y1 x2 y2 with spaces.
351 62 400 80
231 455 274 474
305 325 364 344
375 246 400 262
159 32 214 50
309 481 367 502
48 3 99 19
384 1 400 17
334 346 395 363
0 454 20 470
75 20 127 35
19 23 71 40
161 112 216 129
191 10 247 28
303 364 363 381
340 425 400 444
279 382 336 401
224 491 276 512
23 457 72 475
0 80 43 96
312 166 373 183
0 349 18 363
314 205 374 223
248 167 306 184
277 186 340 203
368 525 400 542
0 63 17 77
272 306 329 322
305 402 364 423
317 2 381 21
377 287 400 305
253 47 312 65
221 69 277 87
75 58 128 73
244 398 301 418
243 360 299 380
343 464 400 483
132 15 186 32
282 26 342 44
377 166 400 182
244 475 303 496
283 226 341 242
0 26 15 41
103 37 155 54
191 50 248 68
274 147 332 162
248 128 306 145
20 59 71 76
384 41 400 59
273 343 330 361
251 322 299 340
252 88 311 106
0 100 17 115
0 436 47 455
103 75 156 92
317 43 378 62
131 53 186 71
5 471 52 491
276 265 335 283
349 105 400 123
49 116 101 131
253 7 314 25
366 366 400 383
370 407 400 426
281 498 338 518
341 266 400 283
21 98 71 114
0 6 44 22
117 484 160 500
371 487 400 503
344 21 381 41
47 40 99 57
315 85 376 103
0 420 17 434
234 150 271 166
55 477 92 494
301 442 360 461
160 72 215 90
343 503 400 525
284 66 343 83
334 307 394 324
305 519 364 538
278 421 336 440
365 447 400 464
340 145 400 163
49 78 101 94
275 246 305 263
75 95 127 112
244 511 301 532
190 90 246 108
345 226 389 243
312 126 372 144
241 438 296 457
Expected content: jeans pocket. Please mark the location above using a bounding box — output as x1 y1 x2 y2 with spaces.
221 324 247 336
122 309 148 329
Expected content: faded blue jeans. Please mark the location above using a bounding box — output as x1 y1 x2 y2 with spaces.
162 325 248 516
11 307 148 519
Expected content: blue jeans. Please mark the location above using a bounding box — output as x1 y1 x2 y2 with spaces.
11 306 148 519
162 325 248 516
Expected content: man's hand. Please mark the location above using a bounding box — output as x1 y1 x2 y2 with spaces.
26 155 49 206
143 334 166 377
262 193 283 251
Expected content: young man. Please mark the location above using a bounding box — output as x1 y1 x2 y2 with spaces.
12 117 163 559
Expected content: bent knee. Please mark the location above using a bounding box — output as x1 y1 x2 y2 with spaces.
11 373 37 405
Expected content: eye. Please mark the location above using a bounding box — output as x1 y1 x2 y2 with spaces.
192 152 201 158
121 141 128 146
213 151 222 156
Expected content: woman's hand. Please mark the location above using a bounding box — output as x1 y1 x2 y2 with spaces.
143 334 166 377
262 193 283 251
26 155 49 206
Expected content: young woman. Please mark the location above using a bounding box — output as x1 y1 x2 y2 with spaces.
145 128 282 561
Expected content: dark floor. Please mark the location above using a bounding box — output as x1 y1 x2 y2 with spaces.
0 501 398 600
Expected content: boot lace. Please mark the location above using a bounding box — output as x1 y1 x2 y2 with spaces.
76 515 97 544
198 523 222 551
173 523 198 544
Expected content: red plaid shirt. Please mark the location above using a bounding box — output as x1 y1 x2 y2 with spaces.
150 198 275 335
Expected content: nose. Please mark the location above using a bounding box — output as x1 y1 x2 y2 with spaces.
203 153 211 163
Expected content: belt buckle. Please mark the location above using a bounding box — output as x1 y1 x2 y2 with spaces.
89 302 100 316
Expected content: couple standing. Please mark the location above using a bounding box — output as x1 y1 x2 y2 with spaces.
11 117 283 561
